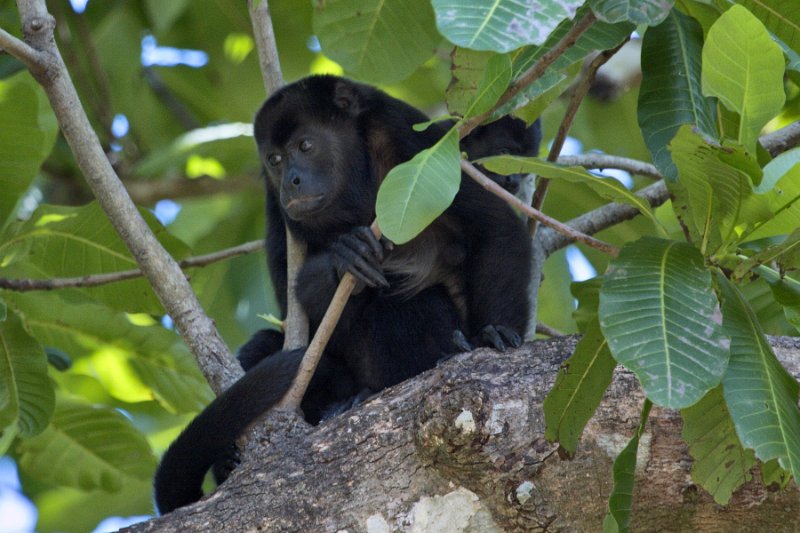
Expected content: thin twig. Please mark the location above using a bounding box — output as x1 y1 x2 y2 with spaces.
0 26 43 69
529 38 630 237
458 11 597 139
278 221 381 409
0 240 265 291
556 154 662 180
461 159 619 256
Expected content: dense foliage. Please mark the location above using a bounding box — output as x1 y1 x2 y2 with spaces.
0 0 798 531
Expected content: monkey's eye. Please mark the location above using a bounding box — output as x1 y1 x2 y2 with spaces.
267 153 282 166
299 139 313 152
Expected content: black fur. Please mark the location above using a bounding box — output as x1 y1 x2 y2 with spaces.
461 116 542 194
153 76 532 514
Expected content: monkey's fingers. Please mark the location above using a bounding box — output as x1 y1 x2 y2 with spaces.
452 330 474 352
476 325 507 352
495 325 522 348
332 244 389 288
350 226 386 262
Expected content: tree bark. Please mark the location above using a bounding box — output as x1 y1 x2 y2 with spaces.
126 335 800 533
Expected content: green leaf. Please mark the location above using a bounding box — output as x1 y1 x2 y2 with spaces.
717 274 800 482
753 265 800 335
462 54 512 119
480 155 662 228
603 399 652 533
0 72 58 231
599 238 729 409
376 128 461 244
17 397 157 492
702 4 786 152
312 0 439 83
734 229 800 280
0 202 191 314
543 319 616 455
745 148 800 242
144 0 190 33
498 5 634 115
590 0 675 25
432 0 584 53
638 10 717 180
9 293 213 414
446 48 496 116
736 0 800 55
0 311 54 437
681 386 756 504
668 126 771 256
571 277 602 333
761 459 793 489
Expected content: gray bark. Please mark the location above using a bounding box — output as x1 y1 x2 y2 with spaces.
126 335 800 533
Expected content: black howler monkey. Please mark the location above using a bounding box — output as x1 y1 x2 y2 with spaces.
460 115 542 195
153 76 532 514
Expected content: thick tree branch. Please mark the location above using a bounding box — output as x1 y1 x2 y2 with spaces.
11 0 240 393
126 336 800 532
762 119 800 156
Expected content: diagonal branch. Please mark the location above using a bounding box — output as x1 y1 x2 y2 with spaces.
12 0 240 393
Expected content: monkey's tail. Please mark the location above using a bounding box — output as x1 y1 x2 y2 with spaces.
153 348 304 514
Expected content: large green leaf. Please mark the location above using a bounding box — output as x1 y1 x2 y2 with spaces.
9 292 212 414
668 126 771 255
432 0 584 53
543 318 615 455
599 238 729 409
312 0 439 83
638 10 717 181
681 386 756 504
481 155 661 228
0 202 191 314
0 311 54 437
717 274 800 481
603 400 652 533
590 0 674 25
376 128 461 244
736 0 800 55
0 72 58 231
702 4 786 152
17 397 157 492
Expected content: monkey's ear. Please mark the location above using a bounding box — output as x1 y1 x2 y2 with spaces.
333 80 364 115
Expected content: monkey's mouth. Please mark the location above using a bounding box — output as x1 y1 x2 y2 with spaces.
284 194 326 220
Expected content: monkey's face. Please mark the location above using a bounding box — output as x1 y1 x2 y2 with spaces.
261 120 368 222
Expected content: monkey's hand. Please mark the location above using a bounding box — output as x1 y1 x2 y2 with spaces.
453 325 522 352
330 226 391 289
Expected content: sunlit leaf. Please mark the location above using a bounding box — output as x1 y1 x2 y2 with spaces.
313 0 439 83
17 397 157 492
702 5 786 152
736 0 800 55
0 311 54 437
376 129 461 244
0 72 58 231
